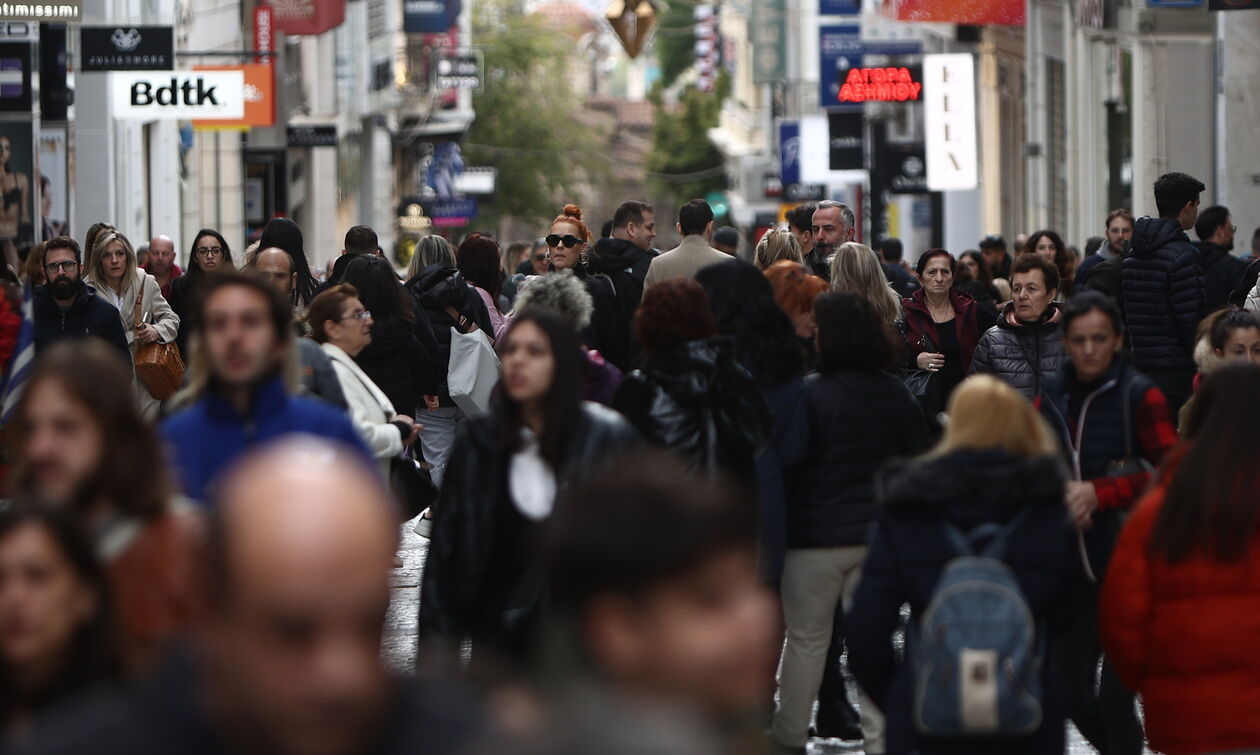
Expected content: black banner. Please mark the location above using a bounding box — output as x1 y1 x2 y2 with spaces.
286 125 337 148
1209 0 1260 9
829 111 864 170
81 26 173 71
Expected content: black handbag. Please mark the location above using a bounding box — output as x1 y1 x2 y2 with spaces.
904 332 942 407
389 448 438 522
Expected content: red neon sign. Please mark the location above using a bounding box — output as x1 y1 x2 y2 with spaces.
838 67 922 103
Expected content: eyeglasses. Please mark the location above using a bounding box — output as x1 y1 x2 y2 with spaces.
44 260 77 273
545 234 582 249
195 246 224 259
340 309 372 321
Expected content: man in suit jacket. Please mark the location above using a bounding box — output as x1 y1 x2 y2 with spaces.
644 199 731 289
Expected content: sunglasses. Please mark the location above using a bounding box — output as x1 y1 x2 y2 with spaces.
546 234 582 249
532 253 547 261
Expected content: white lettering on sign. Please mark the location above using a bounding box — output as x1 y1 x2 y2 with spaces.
0 2 79 20
110 71 245 120
924 53 977 191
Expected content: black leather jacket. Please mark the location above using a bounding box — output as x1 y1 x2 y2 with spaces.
612 336 771 479
417 402 640 665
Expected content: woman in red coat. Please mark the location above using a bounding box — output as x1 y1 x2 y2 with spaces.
1101 363 1260 755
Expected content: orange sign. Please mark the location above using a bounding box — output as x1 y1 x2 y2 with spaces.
192 64 275 130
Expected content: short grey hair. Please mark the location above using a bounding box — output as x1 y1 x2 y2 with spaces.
512 270 594 330
815 200 856 232
408 235 456 279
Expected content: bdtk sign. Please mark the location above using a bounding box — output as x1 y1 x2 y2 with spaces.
111 71 245 119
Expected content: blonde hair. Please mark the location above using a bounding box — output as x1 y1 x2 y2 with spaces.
408 235 456 280
830 242 901 324
754 229 804 270
932 375 1059 458
85 230 138 296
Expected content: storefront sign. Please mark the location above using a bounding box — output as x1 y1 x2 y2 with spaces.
829 111 864 170
837 66 922 103
0 1 79 22
80 26 173 71
433 53 481 89
0 40 33 112
820 0 860 13
254 7 273 65
260 0 345 36
784 183 827 202
884 0 1023 25
924 54 977 191
778 120 800 186
422 197 477 227
111 71 245 119
818 25 862 109
192 64 274 129
286 124 337 147
752 0 785 83
887 144 928 193
404 0 461 33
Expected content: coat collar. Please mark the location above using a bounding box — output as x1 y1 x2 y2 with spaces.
203 374 290 422
321 341 397 414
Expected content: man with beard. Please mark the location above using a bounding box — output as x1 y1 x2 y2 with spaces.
808 201 856 281
1194 205 1247 312
33 235 129 357
161 273 368 504
588 200 658 319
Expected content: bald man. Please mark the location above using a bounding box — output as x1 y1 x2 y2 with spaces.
19 437 481 755
141 234 182 298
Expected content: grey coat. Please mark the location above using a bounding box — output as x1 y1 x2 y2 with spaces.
968 302 1067 400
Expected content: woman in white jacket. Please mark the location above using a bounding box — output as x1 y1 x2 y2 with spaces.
84 231 180 419
307 284 419 474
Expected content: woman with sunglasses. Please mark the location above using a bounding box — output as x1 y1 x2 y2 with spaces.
167 228 233 361
546 205 631 370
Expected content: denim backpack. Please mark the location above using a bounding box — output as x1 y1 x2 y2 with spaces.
911 509 1043 737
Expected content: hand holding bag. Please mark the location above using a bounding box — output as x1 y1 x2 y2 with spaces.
133 294 185 401
390 446 438 522
444 306 500 417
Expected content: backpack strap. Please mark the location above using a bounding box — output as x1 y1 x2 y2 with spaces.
944 508 1034 560
443 305 477 334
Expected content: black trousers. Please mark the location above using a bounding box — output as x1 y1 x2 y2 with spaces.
1058 585 1144 755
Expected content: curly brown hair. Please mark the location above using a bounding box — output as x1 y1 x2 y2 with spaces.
635 278 717 356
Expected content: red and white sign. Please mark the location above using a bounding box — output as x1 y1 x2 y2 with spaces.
254 6 274 65
260 0 345 36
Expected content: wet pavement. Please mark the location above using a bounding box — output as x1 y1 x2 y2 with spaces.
386 520 1150 754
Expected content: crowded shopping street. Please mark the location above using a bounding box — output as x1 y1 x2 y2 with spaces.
2 0 1260 754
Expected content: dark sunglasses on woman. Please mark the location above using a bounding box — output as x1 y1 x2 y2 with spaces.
546 234 582 249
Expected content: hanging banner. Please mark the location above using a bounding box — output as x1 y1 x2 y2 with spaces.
254 7 274 65
259 0 345 36
110 70 246 120
818 25 862 109
829 111 863 171
0 40 34 112
820 0 861 13
779 120 800 186
884 0 1023 25
38 128 67 239
80 26 173 71
751 0 785 83
192 64 275 129
924 54 977 191
404 0 461 33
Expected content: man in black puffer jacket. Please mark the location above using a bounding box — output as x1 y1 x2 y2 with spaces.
587 201 658 325
1120 172 1205 416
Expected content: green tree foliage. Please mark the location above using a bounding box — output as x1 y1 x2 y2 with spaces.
646 77 729 202
465 0 606 229
654 1 697 89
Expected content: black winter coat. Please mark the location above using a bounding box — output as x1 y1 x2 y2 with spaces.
1121 217 1203 376
405 265 493 406
1229 256 1260 306
571 265 632 371
33 282 130 359
847 451 1086 755
587 237 654 322
968 302 1067 400
353 316 439 415
788 369 931 548
1197 240 1248 312
612 336 771 480
417 403 640 664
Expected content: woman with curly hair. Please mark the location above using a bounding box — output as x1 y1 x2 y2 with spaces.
612 278 770 480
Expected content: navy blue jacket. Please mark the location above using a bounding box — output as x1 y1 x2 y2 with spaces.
1120 217 1203 376
754 376 808 585
848 451 1086 755
1197 240 1248 313
787 369 931 548
161 376 371 504
33 282 130 359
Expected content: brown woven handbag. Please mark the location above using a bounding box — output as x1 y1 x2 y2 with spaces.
133 292 185 400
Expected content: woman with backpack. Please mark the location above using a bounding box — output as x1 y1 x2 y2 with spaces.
1102 364 1260 755
847 374 1088 755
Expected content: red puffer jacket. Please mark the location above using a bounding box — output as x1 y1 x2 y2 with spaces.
1101 483 1260 754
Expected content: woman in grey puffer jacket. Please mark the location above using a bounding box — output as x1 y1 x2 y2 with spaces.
969 254 1067 399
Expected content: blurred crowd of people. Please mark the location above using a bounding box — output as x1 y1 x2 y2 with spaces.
0 171 1258 755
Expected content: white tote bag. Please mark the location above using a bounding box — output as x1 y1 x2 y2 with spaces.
445 308 500 417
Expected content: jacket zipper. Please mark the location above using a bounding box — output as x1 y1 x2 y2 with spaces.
1069 378 1118 481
